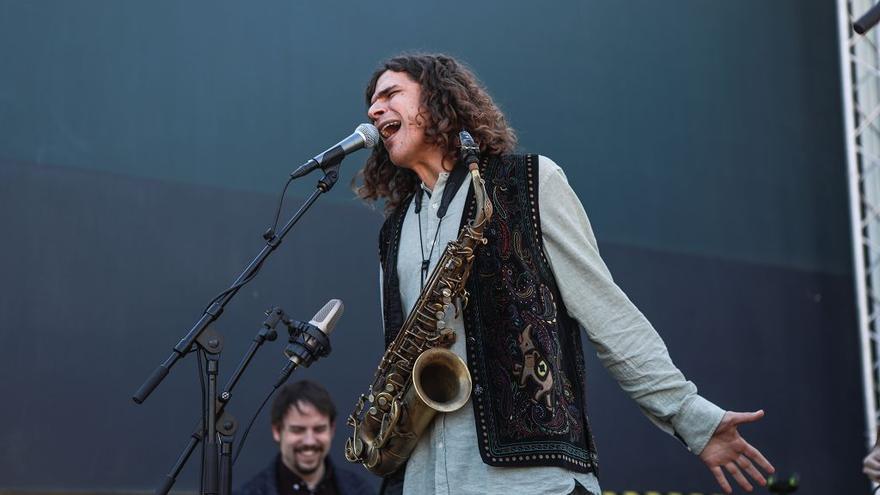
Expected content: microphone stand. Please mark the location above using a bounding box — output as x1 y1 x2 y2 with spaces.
142 156 344 495
155 307 287 495
132 161 343 405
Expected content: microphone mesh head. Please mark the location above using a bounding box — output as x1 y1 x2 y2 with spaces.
310 299 344 336
356 123 380 149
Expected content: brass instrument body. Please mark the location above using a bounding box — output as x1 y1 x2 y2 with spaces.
345 164 493 476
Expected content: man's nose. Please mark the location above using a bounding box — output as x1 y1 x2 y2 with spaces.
302 430 318 444
368 102 385 122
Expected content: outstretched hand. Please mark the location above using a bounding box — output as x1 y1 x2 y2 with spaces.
698 410 775 493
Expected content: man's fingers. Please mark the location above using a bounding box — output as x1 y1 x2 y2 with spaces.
725 462 754 492
864 464 880 482
744 444 775 474
736 455 767 487
865 453 880 471
711 465 733 494
727 409 765 427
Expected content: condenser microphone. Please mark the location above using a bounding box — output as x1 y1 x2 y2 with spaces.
308 299 344 338
275 299 343 387
290 124 379 179
283 299 344 367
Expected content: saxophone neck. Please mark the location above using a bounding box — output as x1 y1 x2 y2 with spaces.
469 162 492 228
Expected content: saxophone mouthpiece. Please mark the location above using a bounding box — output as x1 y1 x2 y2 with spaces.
459 129 480 167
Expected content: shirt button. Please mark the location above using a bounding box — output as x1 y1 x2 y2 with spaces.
438 442 444 449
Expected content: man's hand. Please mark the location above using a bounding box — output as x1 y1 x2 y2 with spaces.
863 442 880 481
698 410 775 493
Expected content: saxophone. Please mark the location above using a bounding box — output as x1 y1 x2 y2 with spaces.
344 131 492 476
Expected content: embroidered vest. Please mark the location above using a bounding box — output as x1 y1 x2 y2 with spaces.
379 154 598 474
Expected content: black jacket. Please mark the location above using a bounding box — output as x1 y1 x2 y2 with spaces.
235 455 376 495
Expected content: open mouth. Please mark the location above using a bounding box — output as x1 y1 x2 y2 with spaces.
295 447 322 460
379 120 401 140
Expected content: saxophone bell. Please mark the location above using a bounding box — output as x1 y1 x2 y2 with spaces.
412 347 472 413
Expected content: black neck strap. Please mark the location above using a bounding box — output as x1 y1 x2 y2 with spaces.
414 162 470 218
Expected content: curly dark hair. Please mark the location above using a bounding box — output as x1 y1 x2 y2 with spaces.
353 53 517 213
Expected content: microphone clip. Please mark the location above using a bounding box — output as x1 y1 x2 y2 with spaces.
283 319 332 367
316 162 341 193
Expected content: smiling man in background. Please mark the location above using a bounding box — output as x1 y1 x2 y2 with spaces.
237 380 375 495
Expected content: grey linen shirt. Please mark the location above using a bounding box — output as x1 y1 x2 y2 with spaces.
381 156 725 495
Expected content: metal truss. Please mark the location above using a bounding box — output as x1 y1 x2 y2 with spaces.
840 0 880 450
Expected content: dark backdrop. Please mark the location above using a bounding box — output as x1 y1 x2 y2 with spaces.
0 1 864 493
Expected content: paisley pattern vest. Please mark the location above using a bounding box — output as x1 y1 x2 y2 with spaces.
379 154 598 474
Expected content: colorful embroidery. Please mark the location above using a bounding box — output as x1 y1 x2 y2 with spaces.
463 155 596 473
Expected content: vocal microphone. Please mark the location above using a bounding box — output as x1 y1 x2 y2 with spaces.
290 124 379 179
274 300 344 387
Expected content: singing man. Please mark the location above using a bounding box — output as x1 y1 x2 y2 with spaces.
353 53 774 495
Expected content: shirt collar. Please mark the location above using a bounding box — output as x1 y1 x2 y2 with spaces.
420 171 450 197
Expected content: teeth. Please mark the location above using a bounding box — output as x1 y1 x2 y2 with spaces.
380 121 401 138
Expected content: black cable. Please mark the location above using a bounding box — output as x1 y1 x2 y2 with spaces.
202 263 265 314
232 385 278 466
416 200 444 290
270 176 295 237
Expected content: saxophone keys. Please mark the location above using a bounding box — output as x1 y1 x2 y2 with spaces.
436 320 446 329
435 310 445 319
376 392 394 408
365 445 380 468
345 436 364 461
442 288 452 298
387 372 403 385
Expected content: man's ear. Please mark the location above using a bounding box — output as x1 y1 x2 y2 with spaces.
272 424 281 443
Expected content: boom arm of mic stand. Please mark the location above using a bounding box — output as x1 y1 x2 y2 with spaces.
132 167 342 404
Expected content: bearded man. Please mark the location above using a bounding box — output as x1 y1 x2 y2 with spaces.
237 381 374 495
353 53 774 495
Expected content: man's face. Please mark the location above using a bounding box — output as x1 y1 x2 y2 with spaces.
272 401 335 477
367 70 434 168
